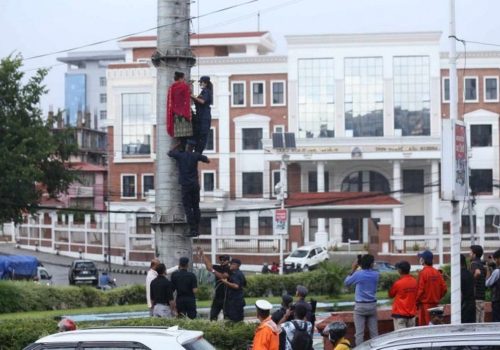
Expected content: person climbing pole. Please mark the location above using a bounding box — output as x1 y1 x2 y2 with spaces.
190 75 213 154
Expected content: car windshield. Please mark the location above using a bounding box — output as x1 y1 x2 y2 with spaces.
183 337 216 350
290 250 308 258
75 262 95 269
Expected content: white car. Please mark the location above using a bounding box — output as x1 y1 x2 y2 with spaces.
23 326 215 350
284 245 328 272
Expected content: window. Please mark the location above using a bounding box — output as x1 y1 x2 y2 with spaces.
298 58 335 138
231 81 245 106
341 171 390 193
484 77 499 102
485 207 500 234
258 217 273 235
274 125 285 133
308 171 329 192
403 169 424 193
242 172 263 196
99 110 107 120
121 175 136 198
122 93 151 155
199 217 212 235
205 128 215 152
470 125 492 147
271 81 286 106
405 216 425 235
142 174 154 198
442 77 450 102
203 172 215 192
235 217 250 235
272 170 281 197
100 93 107 104
470 169 493 195
464 77 478 102
76 172 95 186
251 81 265 106
461 215 477 234
394 56 431 136
136 217 151 234
242 128 263 150
99 77 107 87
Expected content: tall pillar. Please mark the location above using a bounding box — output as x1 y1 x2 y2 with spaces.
392 160 403 251
315 161 328 245
430 160 440 251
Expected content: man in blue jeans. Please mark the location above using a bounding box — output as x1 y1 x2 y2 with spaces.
344 254 379 346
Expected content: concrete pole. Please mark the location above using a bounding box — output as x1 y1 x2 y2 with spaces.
152 0 196 269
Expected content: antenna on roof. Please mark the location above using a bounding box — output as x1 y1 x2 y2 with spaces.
257 11 260 32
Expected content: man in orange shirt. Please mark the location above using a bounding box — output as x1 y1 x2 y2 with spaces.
389 260 417 330
252 300 280 350
416 250 447 326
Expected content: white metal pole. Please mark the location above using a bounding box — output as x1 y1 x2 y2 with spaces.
449 0 461 325
279 157 285 275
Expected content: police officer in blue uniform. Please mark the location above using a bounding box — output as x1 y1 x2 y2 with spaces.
190 76 213 154
220 258 246 322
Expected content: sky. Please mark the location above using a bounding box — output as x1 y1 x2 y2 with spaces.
1 0 500 113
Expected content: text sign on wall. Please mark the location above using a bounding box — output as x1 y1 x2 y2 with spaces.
274 209 288 235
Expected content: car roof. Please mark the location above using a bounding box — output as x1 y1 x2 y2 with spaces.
34 326 203 347
355 323 500 349
295 245 325 250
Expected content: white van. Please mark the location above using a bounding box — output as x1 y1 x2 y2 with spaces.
284 245 329 272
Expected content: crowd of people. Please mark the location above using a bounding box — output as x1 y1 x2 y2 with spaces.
144 245 500 350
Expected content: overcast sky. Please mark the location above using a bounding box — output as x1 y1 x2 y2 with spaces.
1 0 499 113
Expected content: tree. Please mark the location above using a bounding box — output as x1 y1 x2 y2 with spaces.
0 55 77 224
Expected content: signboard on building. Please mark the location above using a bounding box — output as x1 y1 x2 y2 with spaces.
441 119 467 201
274 209 288 235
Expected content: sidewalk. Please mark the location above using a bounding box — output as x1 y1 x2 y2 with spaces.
0 243 147 275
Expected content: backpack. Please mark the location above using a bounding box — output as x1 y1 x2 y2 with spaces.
290 320 313 350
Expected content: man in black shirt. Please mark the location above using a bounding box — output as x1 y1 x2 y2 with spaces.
171 257 198 319
271 294 293 324
470 245 486 322
221 258 246 322
168 142 209 237
198 248 231 320
150 263 176 318
461 254 476 323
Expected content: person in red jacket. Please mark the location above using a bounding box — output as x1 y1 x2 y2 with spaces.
389 260 417 330
415 250 447 326
166 71 191 138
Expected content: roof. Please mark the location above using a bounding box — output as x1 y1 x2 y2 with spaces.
57 50 125 64
285 192 401 207
119 32 269 42
69 162 106 172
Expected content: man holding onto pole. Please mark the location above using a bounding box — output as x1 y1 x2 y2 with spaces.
470 245 486 322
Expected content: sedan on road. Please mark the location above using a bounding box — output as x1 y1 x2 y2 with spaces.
68 260 98 286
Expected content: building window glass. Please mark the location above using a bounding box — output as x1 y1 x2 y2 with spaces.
345 57 384 137
461 215 477 234
199 217 212 235
308 171 329 192
394 56 430 136
142 175 154 198
403 169 424 193
470 169 493 195
231 82 245 106
99 110 107 120
242 172 263 196
259 217 273 235
100 93 107 104
272 81 285 105
205 128 215 151
99 77 107 87
404 216 425 235
442 77 450 102
464 77 478 102
298 58 335 138
242 128 263 150
235 217 250 235
485 207 500 234
122 93 151 155
203 172 215 192
122 175 136 198
341 171 390 193
251 81 265 106
136 217 151 234
484 77 499 102
471 125 492 147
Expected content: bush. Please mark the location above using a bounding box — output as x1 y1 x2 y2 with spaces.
0 318 58 350
377 272 400 291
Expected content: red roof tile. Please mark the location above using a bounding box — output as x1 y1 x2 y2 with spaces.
119 31 268 42
69 163 106 172
285 192 401 207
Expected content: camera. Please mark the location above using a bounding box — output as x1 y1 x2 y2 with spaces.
289 303 295 311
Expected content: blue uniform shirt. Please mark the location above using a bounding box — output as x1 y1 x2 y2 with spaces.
195 88 212 131
168 150 209 187
344 268 379 302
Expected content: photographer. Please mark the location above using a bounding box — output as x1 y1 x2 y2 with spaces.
272 294 294 324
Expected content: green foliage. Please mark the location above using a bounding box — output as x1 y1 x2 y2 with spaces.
0 318 58 350
196 284 212 301
0 55 77 224
377 272 401 291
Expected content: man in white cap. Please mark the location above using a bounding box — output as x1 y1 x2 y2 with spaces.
427 306 445 325
252 299 280 350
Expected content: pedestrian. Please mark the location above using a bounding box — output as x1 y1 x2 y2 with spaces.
415 250 447 326
150 263 176 318
168 141 210 237
171 257 198 319
146 258 160 316
344 254 379 346
190 76 213 154
262 262 270 274
470 244 486 322
221 258 246 322
323 321 351 350
427 306 445 325
460 254 476 323
294 285 314 325
198 248 231 320
252 300 280 350
278 303 313 350
388 260 417 330
485 248 500 322
270 262 279 274
271 294 293 324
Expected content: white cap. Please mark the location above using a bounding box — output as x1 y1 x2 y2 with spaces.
427 306 444 315
255 299 273 311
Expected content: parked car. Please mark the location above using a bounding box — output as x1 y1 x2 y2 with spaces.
68 259 98 286
374 261 396 273
354 323 500 350
23 326 216 350
284 245 328 273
